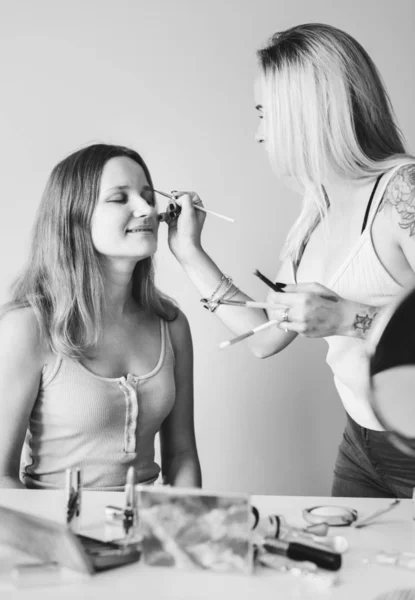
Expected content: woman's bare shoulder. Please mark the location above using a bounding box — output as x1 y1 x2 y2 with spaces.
378 163 415 218
0 307 48 361
166 308 192 352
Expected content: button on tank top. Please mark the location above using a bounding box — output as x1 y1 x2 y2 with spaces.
21 318 176 490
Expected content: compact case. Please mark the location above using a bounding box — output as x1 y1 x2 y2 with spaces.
0 505 141 575
136 485 254 574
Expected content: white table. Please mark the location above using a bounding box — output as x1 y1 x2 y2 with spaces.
0 490 414 599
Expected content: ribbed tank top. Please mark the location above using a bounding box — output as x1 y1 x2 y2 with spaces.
21 318 176 490
293 161 415 430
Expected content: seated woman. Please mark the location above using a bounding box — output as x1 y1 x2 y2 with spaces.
0 143 201 490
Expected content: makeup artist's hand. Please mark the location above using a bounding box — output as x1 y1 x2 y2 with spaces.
166 191 206 261
266 282 372 338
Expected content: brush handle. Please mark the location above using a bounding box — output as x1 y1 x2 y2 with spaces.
219 320 278 349
264 540 341 571
354 499 400 528
153 189 234 222
254 270 286 293
287 542 341 571
193 205 235 222
220 300 280 309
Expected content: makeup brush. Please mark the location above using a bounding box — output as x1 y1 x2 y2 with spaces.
153 189 235 223
263 539 342 572
219 320 278 349
254 269 286 293
353 499 400 528
216 299 280 310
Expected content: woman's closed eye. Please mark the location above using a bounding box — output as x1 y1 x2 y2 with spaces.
106 189 155 206
107 192 128 203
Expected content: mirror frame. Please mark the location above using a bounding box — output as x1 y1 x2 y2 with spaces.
366 279 415 454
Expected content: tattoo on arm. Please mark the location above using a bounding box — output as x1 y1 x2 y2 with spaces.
378 164 415 236
353 311 378 335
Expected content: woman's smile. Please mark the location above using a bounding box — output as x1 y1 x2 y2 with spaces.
125 225 155 234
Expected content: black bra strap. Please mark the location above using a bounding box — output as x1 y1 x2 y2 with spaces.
361 174 383 234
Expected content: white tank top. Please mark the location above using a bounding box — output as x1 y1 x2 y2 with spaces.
21 318 176 490
294 161 415 430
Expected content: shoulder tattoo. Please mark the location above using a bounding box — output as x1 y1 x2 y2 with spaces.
378 164 415 237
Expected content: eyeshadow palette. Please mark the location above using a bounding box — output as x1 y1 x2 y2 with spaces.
0 505 141 574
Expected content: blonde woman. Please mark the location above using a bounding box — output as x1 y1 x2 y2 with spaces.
0 144 201 490
168 23 415 498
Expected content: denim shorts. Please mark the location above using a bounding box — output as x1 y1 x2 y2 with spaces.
332 413 415 498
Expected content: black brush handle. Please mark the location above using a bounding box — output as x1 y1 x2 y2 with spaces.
287 542 342 571
254 270 286 293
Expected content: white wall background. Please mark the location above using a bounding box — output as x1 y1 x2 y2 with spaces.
0 0 414 495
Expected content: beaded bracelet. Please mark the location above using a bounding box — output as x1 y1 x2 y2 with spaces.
203 281 234 312
201 274 233 312
205 274 230 304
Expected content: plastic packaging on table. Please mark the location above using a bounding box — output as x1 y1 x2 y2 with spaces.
376 550 415 571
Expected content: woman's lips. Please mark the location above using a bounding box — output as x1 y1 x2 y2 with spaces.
126 227 154 233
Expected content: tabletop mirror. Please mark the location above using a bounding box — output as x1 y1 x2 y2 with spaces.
367 279 415 455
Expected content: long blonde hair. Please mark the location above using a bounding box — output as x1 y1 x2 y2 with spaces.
3 144 176 359
257 23 414 262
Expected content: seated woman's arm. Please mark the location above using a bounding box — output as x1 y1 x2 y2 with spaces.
0 309 44 488
159 309 202 487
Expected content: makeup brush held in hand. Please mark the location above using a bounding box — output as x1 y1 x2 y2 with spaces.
220 320 278 349
153 189 235 223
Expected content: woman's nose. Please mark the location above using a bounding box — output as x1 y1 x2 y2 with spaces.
132 196 155 218
132 206 153 218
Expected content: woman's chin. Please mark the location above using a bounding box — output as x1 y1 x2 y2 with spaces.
132 248 157 262
128 238 158 259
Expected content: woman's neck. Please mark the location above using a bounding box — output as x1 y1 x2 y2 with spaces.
323 172 376 207
99 259 137 321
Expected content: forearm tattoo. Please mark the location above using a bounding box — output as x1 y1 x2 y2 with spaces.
353 310 378 335
378 164 415 235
